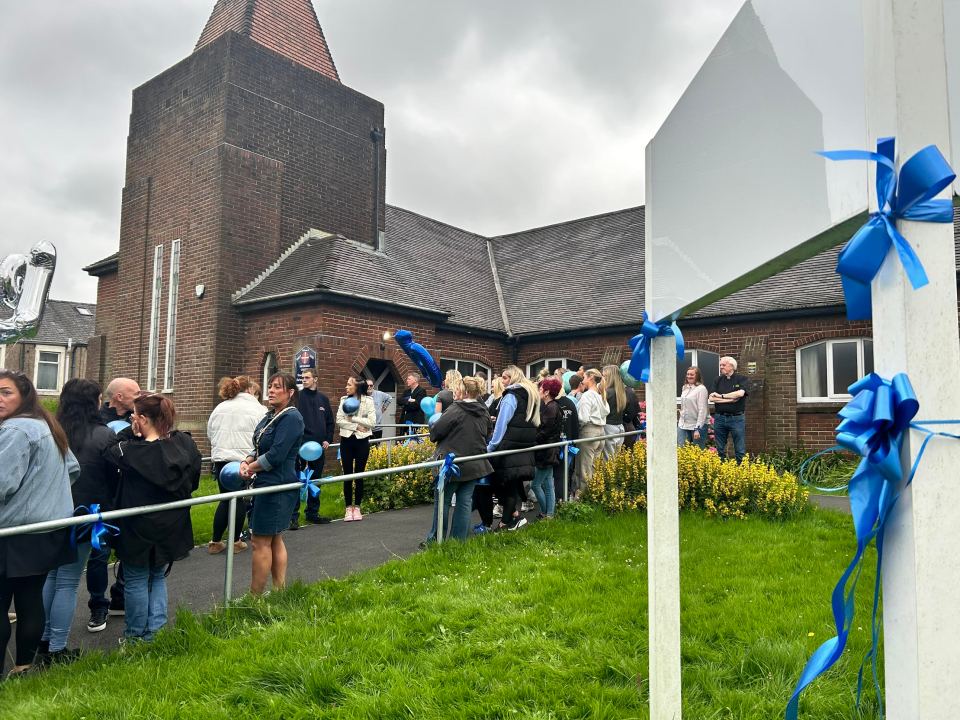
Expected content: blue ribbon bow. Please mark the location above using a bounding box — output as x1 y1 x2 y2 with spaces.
72 503 119 551
299 468 320 501
627 312 684 385
562 442 579 463
437 452 460 493
818 137 954 320
787 372 918 719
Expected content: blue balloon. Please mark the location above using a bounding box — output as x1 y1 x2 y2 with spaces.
107 420 130 434
420 396 436 416
428 411 442 427
394 329 443 388
343 397 360 415
620 360 641 389
299 441 323 461
219 461 244 492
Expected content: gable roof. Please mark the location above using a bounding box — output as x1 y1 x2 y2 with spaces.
0 299 96 346
196 0 339 81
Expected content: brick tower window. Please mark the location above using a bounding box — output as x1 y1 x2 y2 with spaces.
146 245 164 392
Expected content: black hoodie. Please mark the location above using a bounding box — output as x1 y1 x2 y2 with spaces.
429 400 494 483
103 430 201 567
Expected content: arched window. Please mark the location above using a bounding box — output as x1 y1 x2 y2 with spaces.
796 338 873 401
262 352 279 400
676 349 720 396
526 357 582 377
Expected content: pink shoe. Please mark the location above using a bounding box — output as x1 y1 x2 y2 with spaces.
344 507 354 522
352 506 363 521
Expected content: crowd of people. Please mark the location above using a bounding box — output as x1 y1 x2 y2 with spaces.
0 356 748 676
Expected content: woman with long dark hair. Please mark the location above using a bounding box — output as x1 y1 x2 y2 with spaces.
239 373 304 595
104 394 200 641
36 379 116 663
0 370 78 676
335 377 376 522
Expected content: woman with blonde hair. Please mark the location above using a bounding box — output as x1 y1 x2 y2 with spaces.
575 368 609 498
207 375 264 554
486 366 539 530
435 369 464 415
486 376 504 414
601 365 627 460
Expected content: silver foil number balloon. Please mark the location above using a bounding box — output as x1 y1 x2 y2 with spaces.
0 242 56 344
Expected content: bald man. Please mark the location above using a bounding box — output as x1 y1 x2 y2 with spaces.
99 377 140 424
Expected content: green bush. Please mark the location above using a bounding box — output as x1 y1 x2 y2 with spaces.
40 396 59 414
755 446 858 492
361 439 438 511
585 442 808 519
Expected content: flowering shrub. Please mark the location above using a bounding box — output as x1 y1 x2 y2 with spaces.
361 439 438 512
584 442 808 519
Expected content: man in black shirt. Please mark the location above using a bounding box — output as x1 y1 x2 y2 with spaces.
398 373 426 437
292 368 334 526
709 356 749 463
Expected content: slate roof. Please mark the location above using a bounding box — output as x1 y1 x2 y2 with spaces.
0 299 96 346
232 202 960 337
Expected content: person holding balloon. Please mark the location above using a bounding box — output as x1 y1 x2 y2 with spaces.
290 368 334 528
206 375 263 554
336 377 377 521
239 373 304 595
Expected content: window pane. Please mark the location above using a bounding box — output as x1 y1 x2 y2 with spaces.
39 352 59 363
529 361 545 377
862 339 873 375
699 352 720 386
547 359 564 372
832 341 859 394
799 344 827 398
676 350 694 397
567 359 582 372
439 359 456 376
37 358 59 390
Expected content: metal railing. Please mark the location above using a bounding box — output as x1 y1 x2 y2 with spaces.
0 429 644 602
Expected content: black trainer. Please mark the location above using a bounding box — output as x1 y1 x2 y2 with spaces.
87 607 108 633
108 598 125 617
305 516 330 525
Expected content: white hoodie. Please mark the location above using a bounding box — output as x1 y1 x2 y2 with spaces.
207 392 265 462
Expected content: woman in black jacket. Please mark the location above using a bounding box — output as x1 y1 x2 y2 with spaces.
39 380 117 662
104 394 200 642
428 377 493 540
532 377 562 518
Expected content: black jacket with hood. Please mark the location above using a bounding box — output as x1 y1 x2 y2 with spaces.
71 422 120 511
429 399 494 483
534 400 562 468
104 430 201 567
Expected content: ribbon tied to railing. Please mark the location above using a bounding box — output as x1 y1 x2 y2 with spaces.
627 312 684 385
299 468 320 501
817 136 955 321
437 452 460 494
787 372 918 719
71 503 119 551
561 442 579 464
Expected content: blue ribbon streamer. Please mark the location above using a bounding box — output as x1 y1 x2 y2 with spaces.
817 137 954 320
437 452 460 494
71 503 119 551
787 372 920 719
561 442 579 464
627 312 684 384
299 468 320 501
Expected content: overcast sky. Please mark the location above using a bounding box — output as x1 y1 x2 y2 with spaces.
0 0 743 303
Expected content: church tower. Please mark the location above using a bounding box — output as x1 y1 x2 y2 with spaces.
87 0 386 435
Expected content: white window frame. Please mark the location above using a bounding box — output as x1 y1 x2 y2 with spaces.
163 240 181 392
146 244 163 392
525 357 580 377
439 357 492 379
676 348 721 400
0 344 5 369
34 345 65 394
796 338 873 402
263 352 279 401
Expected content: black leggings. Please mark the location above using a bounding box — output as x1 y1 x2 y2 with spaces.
1 574 47 669
340 435 370 506
472 484 494 527
211 462 249 543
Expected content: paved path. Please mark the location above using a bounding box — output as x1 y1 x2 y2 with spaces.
808 493 851 514
66 504 438 652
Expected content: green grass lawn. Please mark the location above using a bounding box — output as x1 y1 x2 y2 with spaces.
190 475 347 546
0 508 880 719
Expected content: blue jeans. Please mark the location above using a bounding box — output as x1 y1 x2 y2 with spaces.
42 542 93 651
123 564 168 641
531 466 556 516
713 413 746 463
677 425 707 449
427 479 478 541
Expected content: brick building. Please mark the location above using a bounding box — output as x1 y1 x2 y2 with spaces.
85 0 960 453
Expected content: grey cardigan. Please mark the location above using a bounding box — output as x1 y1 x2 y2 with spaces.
0 418 78 528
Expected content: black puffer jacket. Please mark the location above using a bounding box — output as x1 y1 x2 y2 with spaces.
429 400 494 482
492 387 537 482
534 400 561 468
71 423 119 511
104 430 201 567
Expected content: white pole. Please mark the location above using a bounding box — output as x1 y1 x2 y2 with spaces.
864 1 960 717
647 336 682 719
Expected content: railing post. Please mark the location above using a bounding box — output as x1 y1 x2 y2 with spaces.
224 496 237 603
386 437 393 466
437 481 445 544
563 440 570 502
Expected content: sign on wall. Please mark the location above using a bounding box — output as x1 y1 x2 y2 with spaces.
293 346 317 387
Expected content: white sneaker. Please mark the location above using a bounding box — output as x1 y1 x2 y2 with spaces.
493 504 503 518
450 495 456 507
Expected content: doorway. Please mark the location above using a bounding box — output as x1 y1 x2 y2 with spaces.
362 359 399 437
